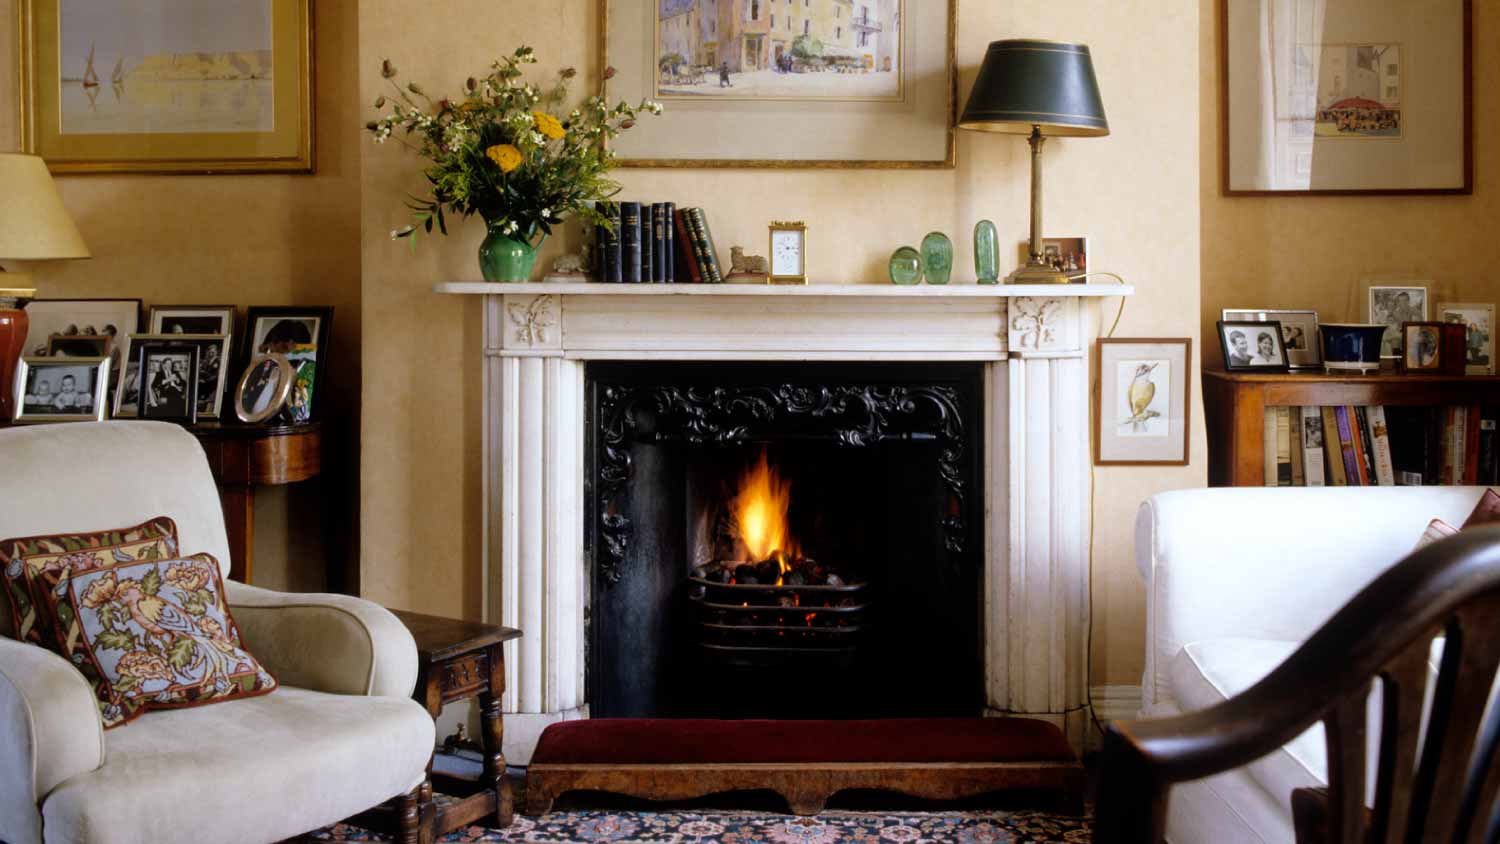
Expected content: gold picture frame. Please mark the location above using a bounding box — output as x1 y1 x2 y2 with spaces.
601 0 956 169
19 0 314 174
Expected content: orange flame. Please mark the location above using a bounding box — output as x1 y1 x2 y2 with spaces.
730 450 797 565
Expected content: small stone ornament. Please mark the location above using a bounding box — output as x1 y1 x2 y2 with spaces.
725 246 770 283
543 248 592 283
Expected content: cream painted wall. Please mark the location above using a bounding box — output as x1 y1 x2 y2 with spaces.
0 1 362 594
1201 0 1498 362
360 0 1205 687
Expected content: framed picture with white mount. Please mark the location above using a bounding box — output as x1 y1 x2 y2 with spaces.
1095 339 1191 466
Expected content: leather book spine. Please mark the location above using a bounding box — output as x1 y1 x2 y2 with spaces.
673 209 702 283
620 202 642 283
663 202 675 283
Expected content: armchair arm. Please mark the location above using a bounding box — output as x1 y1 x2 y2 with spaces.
0 637 105 844
225 582 418 698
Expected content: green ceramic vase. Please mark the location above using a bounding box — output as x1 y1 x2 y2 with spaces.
920 231 953 285
889 246 924 285
973 220 999 284
479 221 544 283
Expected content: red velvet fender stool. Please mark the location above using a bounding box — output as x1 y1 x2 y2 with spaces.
524 717 1085 816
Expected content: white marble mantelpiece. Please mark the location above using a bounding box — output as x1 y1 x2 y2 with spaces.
437 281 1133 763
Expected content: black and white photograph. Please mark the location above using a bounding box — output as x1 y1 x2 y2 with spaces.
21 299 139 358
1218 320 1289 371
235 353 294 424
1221 309 1321 369
136 343 199 424
1303 416 1324 449
47 333 111 358
148 305 236 337
1368 284 1429 358
244 306 331 421
113 333 232 419
14 357 110 423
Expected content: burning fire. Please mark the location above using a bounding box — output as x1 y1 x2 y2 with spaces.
730 450 800 578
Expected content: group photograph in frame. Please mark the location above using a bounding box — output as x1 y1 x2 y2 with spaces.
603 0 956 167
1217 320 1289 371
1219 0 1471 194
135 342 200 424
1368 283 1429 359
14 357 110 423
1222 308 1321 370
243 306 331 423
1437 301 1494 375
113 333 232 419
21 298 139 358
19 0 313 174
1095 338 1191 466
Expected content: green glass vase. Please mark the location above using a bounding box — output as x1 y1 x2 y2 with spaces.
479 221 544 283
920 231 953 285
973 220 999 284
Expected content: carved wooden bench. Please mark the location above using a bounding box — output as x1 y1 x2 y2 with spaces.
525 717 1084 816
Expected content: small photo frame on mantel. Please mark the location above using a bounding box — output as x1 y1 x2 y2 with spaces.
1095 338 1192 466
1222 309 1321 370
1218 320 1290 372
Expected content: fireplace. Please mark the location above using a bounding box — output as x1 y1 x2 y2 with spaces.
586 362 983 719
436 284 1132 762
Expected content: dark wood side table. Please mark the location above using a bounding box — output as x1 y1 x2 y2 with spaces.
391 609 523 835
193 421 322 583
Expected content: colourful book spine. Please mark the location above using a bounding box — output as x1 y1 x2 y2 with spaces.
1301 406 1325 486
1335 407 1362 485
1276 406 1294 486
619 202 643 283
1480 411 1498 485
1353 407 1376 485
1263 406 1279 486
684 209 714 283
1322 406 1347 486
690 207 725 283
1366 406 1396 486
1347 406 1371 485
1463 404 1481 485
672 209 702 284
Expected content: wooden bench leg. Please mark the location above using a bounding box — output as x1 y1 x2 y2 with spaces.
524 775 556 816
395 786 422 844
785 788 828 816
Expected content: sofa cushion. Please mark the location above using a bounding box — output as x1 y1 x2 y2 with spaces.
1 516 179 647
35 553 275 728
39 685 436 844
1462 488 1500 528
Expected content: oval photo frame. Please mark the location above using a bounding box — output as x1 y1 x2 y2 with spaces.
234 353 294 424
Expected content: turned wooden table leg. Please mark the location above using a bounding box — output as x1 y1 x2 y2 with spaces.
482 642 512 827
395 787 421 844
219 483 255 584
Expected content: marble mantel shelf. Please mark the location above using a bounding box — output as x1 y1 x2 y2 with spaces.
436 281 1134 298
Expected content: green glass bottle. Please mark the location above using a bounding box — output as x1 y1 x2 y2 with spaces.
888 246 923 285
973 220 999 284
920 231 953 285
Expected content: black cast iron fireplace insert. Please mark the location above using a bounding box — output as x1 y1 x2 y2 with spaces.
586 362 983 720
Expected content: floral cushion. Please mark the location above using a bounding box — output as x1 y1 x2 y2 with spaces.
35 553 276 728
1463 488 1500 528
2 517 180 647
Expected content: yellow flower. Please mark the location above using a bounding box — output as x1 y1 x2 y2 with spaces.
486 144 523 173
532 111 566 140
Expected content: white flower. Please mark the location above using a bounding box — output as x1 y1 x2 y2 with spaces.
540 208 551 219
530 131 545 145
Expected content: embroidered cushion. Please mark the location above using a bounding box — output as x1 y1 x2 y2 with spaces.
36 552 276 728
2 517 180 647
1414 490 1500 551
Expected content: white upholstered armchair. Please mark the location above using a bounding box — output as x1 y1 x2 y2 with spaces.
0 421 435 844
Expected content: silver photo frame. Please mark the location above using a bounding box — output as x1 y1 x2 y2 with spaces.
14 356 110 423
1222 308 1322 370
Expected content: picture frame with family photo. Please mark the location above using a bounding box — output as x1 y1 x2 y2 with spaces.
1221 308 1321 369
1217 320 1290 372
1367 284 1430 360
148 305 236 338
13 356 110 423
1437 301 1495 375
112 333 232 420
21 298 140 358
243 306 331 424
135 342 200 425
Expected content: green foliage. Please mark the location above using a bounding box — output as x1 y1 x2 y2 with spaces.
791 35 824 59
140 568 162 597
182 593 208 617
366 45 664 245
168 637 197 671
95 603 117 631
96 629 136 652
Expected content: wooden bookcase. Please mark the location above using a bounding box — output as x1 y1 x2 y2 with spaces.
1203 368 1500 486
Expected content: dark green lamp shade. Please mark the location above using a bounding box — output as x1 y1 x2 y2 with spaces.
958 40 1108 137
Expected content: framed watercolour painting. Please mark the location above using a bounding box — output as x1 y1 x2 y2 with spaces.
19 0 313 174
603 0 956 168
1095 339 1191 466
1220 0 1470 195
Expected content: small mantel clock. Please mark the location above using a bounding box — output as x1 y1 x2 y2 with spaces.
768 221 808 285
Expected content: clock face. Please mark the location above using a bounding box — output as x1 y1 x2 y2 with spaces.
771 229 803 277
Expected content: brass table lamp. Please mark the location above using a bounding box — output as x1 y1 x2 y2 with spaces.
0 154 91 421
959 40 1108 284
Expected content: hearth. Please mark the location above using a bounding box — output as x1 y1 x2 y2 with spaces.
586 362 983 720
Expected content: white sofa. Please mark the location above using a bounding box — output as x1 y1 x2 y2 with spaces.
1135 485 1491 844
0 421 436 844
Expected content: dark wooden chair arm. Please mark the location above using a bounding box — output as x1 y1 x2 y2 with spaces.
1095 526 1500 844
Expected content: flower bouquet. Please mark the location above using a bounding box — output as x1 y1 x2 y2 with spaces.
367 47 662 282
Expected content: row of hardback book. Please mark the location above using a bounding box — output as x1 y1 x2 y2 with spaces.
1265 405 1499 487
593 201 727 284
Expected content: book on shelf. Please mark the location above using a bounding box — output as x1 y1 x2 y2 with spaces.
688 207 726 283
595 201 622 284
672 208 702 283
619 201 643 283
1301 406 1325 486
1263 403 1499 487
662 202 675 283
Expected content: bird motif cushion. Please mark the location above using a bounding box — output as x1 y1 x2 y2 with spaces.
35 552 276 728
2 517 180 648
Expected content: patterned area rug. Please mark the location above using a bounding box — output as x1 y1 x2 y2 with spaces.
299 809 1092 843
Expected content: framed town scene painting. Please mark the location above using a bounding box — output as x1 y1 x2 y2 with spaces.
20 0 313 174
604 0 955 167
